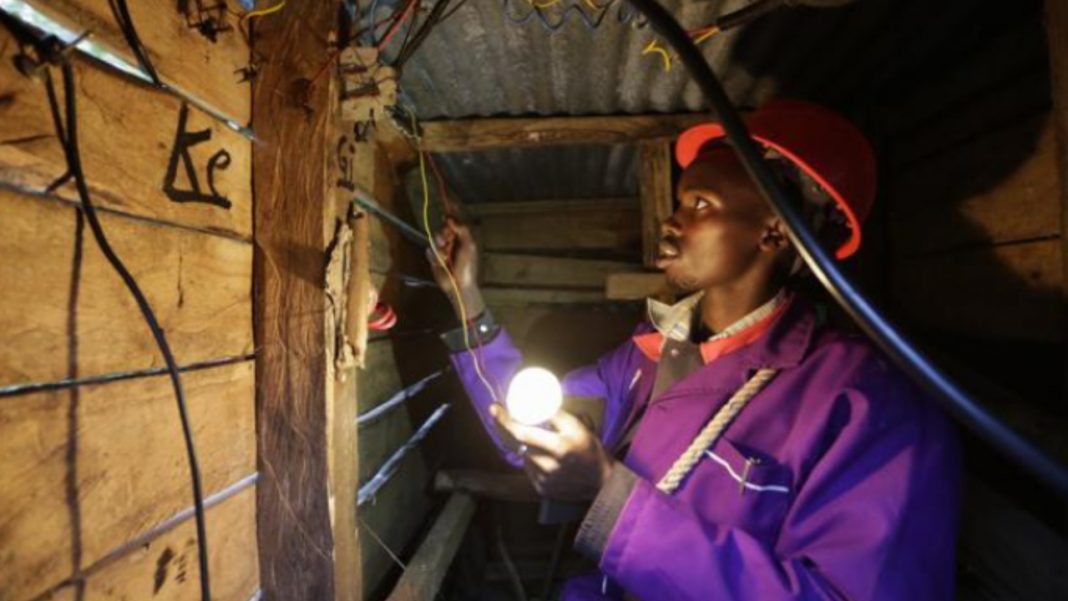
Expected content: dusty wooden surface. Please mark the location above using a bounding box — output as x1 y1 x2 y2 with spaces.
250 0 354 599
0 188 253 388
385 493 476 601
639 140 674 268
0 361 255 600
419 114 706 152
0 29 252 240
16 0 250 124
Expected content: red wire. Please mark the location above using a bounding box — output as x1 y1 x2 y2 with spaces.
376 0 419 50
424 152 454 214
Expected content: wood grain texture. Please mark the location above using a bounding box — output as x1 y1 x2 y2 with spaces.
889 116 1060 256
250 1 354 598
385 493 475 601
0 189 252 388
0 29 251 240
15 0 250 124
475 204 641 257
481 253 642 289
63 486 259 601
639 140 673 268
419 114 706 152
0 361 255 601
893 239 1063 340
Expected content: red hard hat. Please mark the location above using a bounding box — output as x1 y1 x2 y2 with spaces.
675 100 876 259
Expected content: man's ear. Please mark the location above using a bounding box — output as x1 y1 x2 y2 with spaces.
759 218 791 252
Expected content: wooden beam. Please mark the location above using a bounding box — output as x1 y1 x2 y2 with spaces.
251 2 356 600
482 253 643 289
419 114 707 152
434 470 539 503
639 140 674 267
473 203 641 256
386 494 476 601
606 272 670 301
464 197 637 216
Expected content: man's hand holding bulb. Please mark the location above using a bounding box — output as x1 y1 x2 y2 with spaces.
431 219 614 502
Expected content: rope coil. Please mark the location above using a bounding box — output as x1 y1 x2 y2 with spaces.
656 368 779 494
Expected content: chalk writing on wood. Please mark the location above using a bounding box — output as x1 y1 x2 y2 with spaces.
336 122 372 192
163 103 232 209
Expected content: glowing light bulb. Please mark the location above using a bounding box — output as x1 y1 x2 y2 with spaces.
505 367 562 426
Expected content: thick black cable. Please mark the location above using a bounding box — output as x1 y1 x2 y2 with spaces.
45 62 212 598
107 0 162 86
623 0 1068 498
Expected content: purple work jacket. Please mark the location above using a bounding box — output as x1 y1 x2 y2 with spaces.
450 298 961 600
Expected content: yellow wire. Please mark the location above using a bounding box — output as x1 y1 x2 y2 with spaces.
241 0 286 22
529 0 563 8
414 125 499 403
692 25 720 45
642 39 672 72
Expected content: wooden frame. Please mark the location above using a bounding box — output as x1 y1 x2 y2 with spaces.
418 113 706 152
251 1 362 600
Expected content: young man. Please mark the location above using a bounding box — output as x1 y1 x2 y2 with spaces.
430 100 960 600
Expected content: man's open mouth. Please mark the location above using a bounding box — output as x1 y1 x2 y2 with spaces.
657 239 680 260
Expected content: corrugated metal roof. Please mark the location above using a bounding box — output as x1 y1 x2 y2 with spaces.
385 0 1045 202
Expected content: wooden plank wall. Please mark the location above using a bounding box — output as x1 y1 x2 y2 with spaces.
883 14 1063 342
882 7 1068 600
0 2 257 600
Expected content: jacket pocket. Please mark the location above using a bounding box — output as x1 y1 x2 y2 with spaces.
686 437 794 537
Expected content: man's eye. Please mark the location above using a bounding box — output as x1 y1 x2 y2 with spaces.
694 197 711 210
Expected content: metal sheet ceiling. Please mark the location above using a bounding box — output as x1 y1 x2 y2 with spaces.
385 0 1044 202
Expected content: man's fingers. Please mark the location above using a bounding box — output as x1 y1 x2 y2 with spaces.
509 423 565 457
491 404 565 457
549 410 588 436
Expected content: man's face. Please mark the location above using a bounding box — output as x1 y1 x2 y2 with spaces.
656 146 778 292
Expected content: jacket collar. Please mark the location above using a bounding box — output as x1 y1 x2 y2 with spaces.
633 289 819 371
636 290 793 365
736 293 819 370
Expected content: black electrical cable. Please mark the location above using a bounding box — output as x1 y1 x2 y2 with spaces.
43 61 213 598
623 0 1068 497
107 0 162 86
714 0 786 31
394 0 454 68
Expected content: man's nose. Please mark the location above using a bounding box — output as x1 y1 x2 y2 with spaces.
660 215 682 238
